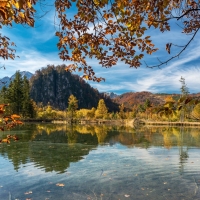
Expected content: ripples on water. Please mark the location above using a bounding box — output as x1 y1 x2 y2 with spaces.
0 124 200 199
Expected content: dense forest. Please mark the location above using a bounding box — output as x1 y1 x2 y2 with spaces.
29 65 119 111
0 67 200 123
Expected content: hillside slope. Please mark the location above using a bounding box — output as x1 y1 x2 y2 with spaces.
30 65 119 111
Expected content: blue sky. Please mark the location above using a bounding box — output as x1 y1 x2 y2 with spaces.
1 2 200 95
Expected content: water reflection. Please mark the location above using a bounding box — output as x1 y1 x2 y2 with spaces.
1 124 200 174
1 124 200 199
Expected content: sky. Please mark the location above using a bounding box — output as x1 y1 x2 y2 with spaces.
1 1 200 95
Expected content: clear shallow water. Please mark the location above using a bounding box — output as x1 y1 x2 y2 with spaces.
0 124 200 199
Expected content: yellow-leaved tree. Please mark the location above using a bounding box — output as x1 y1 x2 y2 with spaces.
1 0 200 80
55 0 200 81
95 99 108 119
0 0 36 61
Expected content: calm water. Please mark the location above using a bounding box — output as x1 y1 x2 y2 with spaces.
1 124 200 200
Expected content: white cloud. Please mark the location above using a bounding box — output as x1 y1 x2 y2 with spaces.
0 6 200 95
0 50 66 77
89 39 200 93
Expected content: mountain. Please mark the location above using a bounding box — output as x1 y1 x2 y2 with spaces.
0 71 33 90
113 91 167 109
113 91 200 109
30 65 119 111
103 92 119 99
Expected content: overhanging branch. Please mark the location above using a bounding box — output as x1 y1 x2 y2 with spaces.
146 28 200 68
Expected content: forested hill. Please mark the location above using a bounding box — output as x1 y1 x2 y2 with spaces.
30 65 119 111
113 91 200 109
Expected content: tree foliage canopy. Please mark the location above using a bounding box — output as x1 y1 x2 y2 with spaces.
1 0 200 80
95 99 108 119
0 0 36 61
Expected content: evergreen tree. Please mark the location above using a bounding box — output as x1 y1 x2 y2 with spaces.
0 86 8 103
179 77 190 122
1 71 35 117
22 76 35 118
180 76 189 97
6 71 23 114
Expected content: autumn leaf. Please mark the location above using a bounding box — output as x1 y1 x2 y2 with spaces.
11 114 21 119
166 43 172 54
56 183 65 187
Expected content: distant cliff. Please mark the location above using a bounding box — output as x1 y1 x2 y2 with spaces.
30 65 119 111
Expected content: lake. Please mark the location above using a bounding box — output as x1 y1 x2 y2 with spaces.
0 124 200 200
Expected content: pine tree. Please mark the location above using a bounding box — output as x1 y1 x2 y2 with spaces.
6 71 23 114
0 86 8 103
22 76 35 118
1 71 35 117
179 77 190 122
180 77 189 97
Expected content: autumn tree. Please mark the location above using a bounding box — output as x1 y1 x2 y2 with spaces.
1 1 200 81
157 96 176 121
191 103 200 120
0 0 37 61
67 94 78 122
55 0 200 80
119 103 125 119
95 99 108 119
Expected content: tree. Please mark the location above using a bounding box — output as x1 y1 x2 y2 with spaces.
0 86 8 104
180 77 189 97
191 103 200 120
1 71 35 117
0 0 36 61
179 77 190 121
119 103 125 119
144 99 151 110
95 99 108 119
6 71 23 114
1 1 200 81
22 76 35 118
157 96 176 121
67 94 78 122
55 0 200 80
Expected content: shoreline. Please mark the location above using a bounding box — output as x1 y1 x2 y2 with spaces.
22 119 200 127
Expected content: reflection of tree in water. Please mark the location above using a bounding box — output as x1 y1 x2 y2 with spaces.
178 127 189 174
2 124 200 174
0 142 30 171
162 129 173 149
111 127 151 148
94 125 108 143
29 142 94 173
67 126 78 144
0 140 96 173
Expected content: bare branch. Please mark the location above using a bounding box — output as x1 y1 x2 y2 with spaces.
147 28 200 68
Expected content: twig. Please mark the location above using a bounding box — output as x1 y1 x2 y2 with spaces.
147 28 200 68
